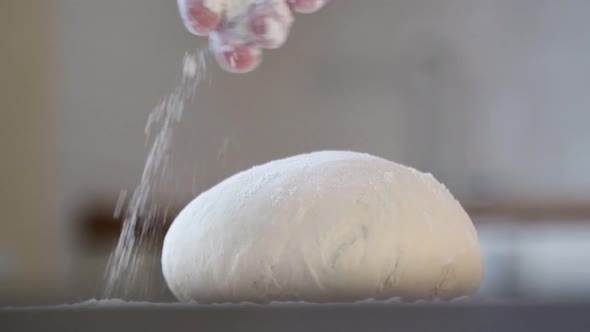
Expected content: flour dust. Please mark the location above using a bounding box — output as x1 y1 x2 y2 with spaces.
103 50 208 299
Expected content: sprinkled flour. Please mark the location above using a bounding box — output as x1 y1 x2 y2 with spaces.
103 50 208 299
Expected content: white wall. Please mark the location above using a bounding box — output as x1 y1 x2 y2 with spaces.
53 0 590 214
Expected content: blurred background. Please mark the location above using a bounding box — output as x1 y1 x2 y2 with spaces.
2 0 590 305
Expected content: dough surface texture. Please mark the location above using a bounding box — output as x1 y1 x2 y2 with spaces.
162 151 483 303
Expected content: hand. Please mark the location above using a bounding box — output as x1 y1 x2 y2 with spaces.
178 0 329 73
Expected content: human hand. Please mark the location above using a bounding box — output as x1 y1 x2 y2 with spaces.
178 0 329 73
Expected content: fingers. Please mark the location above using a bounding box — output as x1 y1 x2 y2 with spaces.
178 0 223 36
288 0 329 14
209 0 291 72
250 0 294 49
179 0 327 73
210 33 262 74
214 45 262 74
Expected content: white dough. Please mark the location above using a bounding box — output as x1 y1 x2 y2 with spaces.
162 151 483 303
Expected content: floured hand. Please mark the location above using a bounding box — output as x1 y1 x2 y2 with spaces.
178 0 329 73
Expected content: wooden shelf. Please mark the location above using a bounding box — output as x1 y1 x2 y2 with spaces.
79 199 590 244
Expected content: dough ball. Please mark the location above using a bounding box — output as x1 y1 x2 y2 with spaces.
162 151 483 303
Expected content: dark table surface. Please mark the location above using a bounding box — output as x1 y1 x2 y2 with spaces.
2 301 590 332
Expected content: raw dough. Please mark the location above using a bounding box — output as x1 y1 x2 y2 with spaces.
162 151 483 303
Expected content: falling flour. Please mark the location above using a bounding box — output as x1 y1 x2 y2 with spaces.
103 50 208 299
